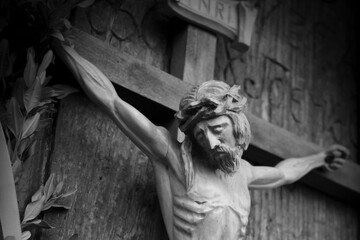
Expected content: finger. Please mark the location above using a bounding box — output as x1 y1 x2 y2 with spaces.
332 158 345 165
329 162 343 170
332 145 350 158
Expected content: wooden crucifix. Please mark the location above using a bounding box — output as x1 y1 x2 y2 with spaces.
51 24 349 239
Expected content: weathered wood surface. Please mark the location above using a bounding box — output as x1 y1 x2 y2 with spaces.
170 24 216 84
214 0 358 162
69 27 360 204
39 0 359 239
42 1 171 239
214 0 359 239
16 112 56 213
169 24 216 141
42 94 168 239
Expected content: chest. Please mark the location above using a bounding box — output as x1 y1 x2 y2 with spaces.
188 169 251 211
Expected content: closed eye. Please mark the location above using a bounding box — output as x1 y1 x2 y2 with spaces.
213 126 223 134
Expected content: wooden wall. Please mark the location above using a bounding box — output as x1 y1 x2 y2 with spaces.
21 0 358 239
41 0 171 239
215 0 359 239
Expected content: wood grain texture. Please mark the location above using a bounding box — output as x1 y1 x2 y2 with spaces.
214 0 359 239
70 28 360 204
39 0 359 239
214 0 358 161
170 24 217 84
42 94 168 240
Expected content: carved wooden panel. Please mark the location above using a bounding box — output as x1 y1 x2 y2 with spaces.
214 0 358 161
73 0 172 71
215 0 359 239
42 94 168 240
41 0 173 239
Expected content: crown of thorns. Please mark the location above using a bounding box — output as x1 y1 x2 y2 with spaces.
175 80 247 133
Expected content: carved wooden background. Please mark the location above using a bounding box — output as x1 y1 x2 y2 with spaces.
15 0 357 239
215 0 358 239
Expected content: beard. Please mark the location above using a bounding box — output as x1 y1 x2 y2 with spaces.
202 144 244 174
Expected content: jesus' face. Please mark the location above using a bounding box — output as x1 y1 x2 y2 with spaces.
192 115 243 174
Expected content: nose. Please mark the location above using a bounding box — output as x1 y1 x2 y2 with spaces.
205 131 220 150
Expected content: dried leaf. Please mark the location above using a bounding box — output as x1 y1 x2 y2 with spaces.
51 31 65 41
22 194 46 223
42 188 76 211
6 97 24 137
44 173 56 201
21 139 37 162
31 185 44 202
24 79 41 113
21 113 40 138
62 18 72 29
77 0 95 8
21 231 31 240
23 48 37 87
37 50 53 76
53 180 64 196
42 84 78 100
18 137 30 156
61 188 77 198
38 70 46 85
21 219 54 229
42 76 52 86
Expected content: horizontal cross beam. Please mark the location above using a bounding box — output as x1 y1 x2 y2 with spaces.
70 28 360 204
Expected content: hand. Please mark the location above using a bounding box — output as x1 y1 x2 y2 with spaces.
323 144 350 171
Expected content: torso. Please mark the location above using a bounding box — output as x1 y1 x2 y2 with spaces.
152 142 252 240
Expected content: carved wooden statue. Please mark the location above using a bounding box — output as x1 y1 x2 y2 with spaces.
53 40 349 240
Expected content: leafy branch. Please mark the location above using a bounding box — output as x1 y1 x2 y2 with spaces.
0 45 77 181
20 173 76 240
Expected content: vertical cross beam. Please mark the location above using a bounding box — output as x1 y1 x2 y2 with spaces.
168 25 217 141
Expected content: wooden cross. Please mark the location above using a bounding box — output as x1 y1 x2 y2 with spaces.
70 27 360 205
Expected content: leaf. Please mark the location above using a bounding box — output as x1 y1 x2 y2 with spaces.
21 139 37 163
41 84 78 101
31 185 44 202
62 18 72 29
18 137 30 156
23 48 37 87
42 76 52 86
37 49 53 76
44 173 56 201
21 231 31 240
77 0 95 8
21 219 54 230
53 180 64 196
22 194 46 223
23 79 41 113
51 31 65 41
42 188 76 211
6 97 24 137
38 70 46 85
21 113 40 138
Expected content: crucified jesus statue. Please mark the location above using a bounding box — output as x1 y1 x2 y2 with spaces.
53 39 349 240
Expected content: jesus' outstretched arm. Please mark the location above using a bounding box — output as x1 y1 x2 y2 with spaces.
52 39 177 166
247 144 349 189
